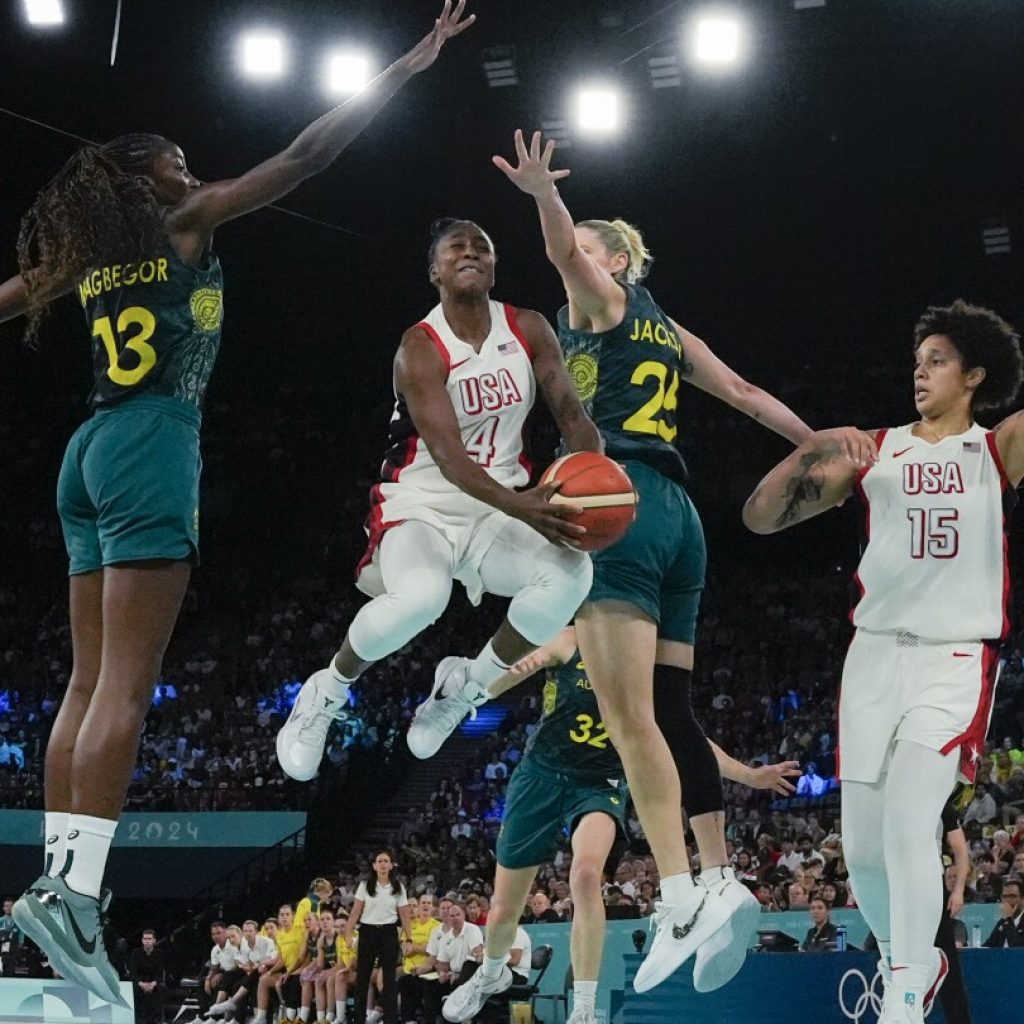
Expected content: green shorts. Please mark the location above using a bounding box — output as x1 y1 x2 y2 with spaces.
586 460 706 644
57 395 202 575
495 761 629 870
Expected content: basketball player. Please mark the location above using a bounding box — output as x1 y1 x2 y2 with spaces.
275 217 599 781
0 2 475 1004
416 129 813 993
442 626 801 1024
743 300 1024 1023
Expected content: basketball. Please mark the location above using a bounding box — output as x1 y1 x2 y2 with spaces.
540 452 638 551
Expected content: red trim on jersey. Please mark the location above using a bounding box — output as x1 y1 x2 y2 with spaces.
518 425 533 479
985 431 1013 640
503 304 535 361
849 428 887 623
354 433 420 581
939 641 1000 783
416 321 452 375
985 430 1011 488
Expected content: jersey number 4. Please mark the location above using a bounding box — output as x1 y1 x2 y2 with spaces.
92 306 157 386
907 507 959 559
465 416 500 467
622 360 679 443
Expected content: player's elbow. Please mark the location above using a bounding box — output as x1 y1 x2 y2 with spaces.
742 499 779 535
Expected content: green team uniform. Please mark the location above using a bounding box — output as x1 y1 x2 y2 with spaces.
496 652 629 870
57 247 224 574
557 284 705 643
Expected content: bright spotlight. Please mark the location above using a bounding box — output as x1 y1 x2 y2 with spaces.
24 0 64 26
573 86 621 135
326 52 372 97
239 31 287 80
691 15 743 66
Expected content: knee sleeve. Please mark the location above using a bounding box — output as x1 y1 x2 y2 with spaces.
652 664 723 818
506 546 592 646
348 575 452 663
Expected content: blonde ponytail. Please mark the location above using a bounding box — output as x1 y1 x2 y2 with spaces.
576 218 653 283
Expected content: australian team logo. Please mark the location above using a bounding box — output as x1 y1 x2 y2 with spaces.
190 287 223 332
566 352 599 402
838 967 886 1023
542 680 557 717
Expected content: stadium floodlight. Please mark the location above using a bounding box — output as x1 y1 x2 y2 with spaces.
239 31 287 80
24 0 64 26
326 52 372 97
690 14 743 67
573 85 622 135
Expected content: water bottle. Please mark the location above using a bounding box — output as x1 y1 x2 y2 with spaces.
836 924 848 952
971 924 981 948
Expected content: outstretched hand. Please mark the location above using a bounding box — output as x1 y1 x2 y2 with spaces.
403 0 475 75
493 129 571 197
748 760 802 796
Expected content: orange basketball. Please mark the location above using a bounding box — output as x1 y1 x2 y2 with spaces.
540 452 638 552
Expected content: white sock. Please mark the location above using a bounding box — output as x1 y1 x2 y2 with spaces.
890 960 933 1008
62 814 117 899
659 872 696 905
286 1010 297 1021
44 810 70 877
299 1007 311 1022
573 981 597 1014
324 660 356 699
480 954 506 981
335 1002 345 1020
466 640 510 689
253 1012 267 1024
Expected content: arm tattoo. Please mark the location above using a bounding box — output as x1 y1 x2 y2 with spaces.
680 358 695 378
774 452 828 529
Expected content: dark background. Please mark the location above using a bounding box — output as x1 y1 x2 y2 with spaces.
2 0 1023 584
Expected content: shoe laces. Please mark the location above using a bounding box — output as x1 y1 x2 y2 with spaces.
420 689 478 733
298 693 347 742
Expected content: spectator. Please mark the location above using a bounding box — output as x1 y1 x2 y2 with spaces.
801 897 838 953
963 784 999 827
1 898 22 978
521 892 561 925
776 837 803 877
421 904 483 1024
796 762 827 798
787 883 810 911
983 877 1024 948
128 929 166 1024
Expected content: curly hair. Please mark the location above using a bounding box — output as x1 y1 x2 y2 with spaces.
16 133 174 346
914 299 1023 412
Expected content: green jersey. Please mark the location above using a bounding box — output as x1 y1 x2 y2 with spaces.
558 284 687 484
77 246 224 410
522 650 623 780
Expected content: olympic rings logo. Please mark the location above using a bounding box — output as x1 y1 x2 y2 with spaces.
838 968 885 1023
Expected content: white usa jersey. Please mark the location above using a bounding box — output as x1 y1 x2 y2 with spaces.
853 422 1013 641
376 299 535 495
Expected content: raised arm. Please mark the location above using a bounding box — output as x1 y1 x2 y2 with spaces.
742 428 879 534
0 271 73 326
493 130 622 321
514 308 602 454
395 328 584 546
168 1 474 241
669 320 812 445
483 626 578 700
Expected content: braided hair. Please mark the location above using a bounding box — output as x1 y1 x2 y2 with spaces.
16 133 174 345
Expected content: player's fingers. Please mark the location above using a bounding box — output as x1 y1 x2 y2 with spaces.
492 155 516 177
514 128 529 163
530 130 542 162
541 138 557 167
551 168 571 181
450 12 475 34
539 479 564 498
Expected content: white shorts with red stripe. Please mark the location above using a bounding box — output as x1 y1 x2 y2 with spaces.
838 628 1000 785
355 484 514 606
